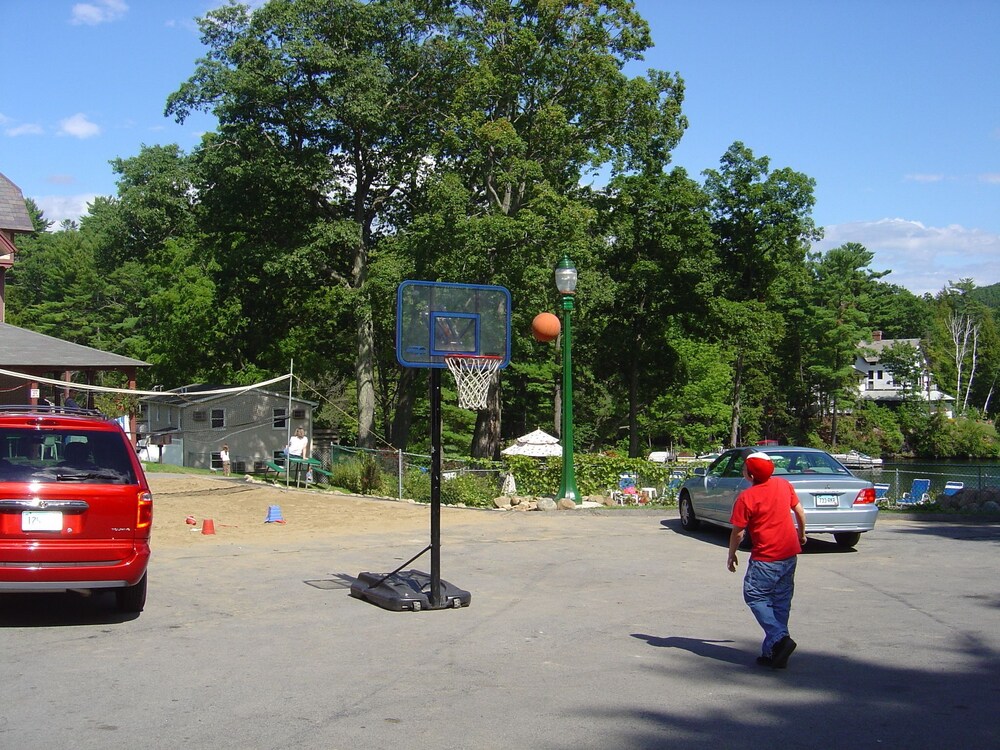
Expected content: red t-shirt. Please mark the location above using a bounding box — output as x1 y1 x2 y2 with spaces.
730 477 802 562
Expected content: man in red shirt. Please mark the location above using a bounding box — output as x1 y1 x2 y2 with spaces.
727 451 807 669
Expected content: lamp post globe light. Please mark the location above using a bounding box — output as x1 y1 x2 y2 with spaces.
555 253 581 504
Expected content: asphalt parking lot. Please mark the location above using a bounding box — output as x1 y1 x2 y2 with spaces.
2 512 999 750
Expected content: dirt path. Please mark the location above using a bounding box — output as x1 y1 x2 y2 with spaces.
149 473 506 548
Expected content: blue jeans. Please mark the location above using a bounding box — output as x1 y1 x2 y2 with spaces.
743 557 797 657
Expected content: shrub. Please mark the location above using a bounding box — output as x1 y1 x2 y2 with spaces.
330 460 362 494
402 468 496 508
502 453 676 498
358 452 382 495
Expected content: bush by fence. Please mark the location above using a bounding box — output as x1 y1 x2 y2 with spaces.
319 445 694 503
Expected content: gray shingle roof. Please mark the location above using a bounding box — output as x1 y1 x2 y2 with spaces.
0 323 149 368
0 172 34 233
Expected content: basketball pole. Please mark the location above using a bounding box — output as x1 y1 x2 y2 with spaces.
429 367 442 609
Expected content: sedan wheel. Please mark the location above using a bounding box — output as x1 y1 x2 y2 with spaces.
834 532 861 549
116 572 148 614
679 495 701 531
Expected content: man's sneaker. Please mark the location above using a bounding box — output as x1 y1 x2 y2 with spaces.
755 656 773 667
770 636 797 669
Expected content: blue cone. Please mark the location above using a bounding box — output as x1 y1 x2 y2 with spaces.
265 505 285 523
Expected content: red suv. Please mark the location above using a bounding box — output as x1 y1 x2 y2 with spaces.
0 406 152 613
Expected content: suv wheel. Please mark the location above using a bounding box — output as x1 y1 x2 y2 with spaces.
116 573 147 613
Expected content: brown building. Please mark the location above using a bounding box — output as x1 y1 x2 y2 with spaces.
0 171 149 441
0 171 34 322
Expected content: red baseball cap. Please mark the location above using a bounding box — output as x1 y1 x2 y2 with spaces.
744 451 774 483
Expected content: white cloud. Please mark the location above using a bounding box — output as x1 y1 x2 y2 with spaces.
70 0 128 26
979 173 1000 184
33 194 101 227
5 123 44 137
58 113 101 139
814 219 1000 296
904 173 945 183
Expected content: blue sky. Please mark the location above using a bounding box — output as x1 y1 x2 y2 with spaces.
2 0 998 295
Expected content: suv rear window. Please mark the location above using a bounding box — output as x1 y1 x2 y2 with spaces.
0 428 137 485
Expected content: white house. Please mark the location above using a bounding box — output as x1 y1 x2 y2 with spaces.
139 384 317 472
854 331 953 416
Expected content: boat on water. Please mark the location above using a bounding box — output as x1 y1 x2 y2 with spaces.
832 450 883 468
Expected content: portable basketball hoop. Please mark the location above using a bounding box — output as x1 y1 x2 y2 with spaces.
351 280 510 612
445 354 502 410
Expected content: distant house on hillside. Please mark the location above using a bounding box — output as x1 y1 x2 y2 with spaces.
854 330 953 416
139 385 317 473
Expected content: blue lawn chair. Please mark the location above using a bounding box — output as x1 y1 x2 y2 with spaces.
874 483 890 501
942 481 964 496
899 478 931 505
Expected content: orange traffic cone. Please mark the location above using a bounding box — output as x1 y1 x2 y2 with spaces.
201 518 216 535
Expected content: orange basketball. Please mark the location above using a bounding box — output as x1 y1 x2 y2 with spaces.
531 312 561 342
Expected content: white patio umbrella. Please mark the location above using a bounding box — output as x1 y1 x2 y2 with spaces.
500 428 563 457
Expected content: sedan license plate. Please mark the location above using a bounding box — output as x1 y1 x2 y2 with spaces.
22 511 63 532
814 494 840 507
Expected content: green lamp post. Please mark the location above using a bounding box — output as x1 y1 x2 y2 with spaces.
555 253 581 504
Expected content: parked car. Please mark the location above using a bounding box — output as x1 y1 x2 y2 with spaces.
0 406 152 613
677 446 877 548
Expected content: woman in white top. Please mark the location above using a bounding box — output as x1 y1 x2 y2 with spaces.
286 427 309 460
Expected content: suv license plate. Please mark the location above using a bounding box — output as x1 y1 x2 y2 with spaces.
815 495 839 507
22 511 63 531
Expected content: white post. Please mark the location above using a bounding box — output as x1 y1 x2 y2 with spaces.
286 359 293 488
398 448 403 500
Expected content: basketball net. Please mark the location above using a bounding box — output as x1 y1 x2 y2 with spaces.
445 355 502 410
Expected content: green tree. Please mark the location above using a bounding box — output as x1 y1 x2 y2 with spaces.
167 0 465 448
6 227 106 344
597 168 716 455
23 197 52 233
796 243 883 445
877 341 924 402
393 0 687 458
702 142 820 446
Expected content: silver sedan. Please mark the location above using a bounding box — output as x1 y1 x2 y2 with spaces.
677 446 878 548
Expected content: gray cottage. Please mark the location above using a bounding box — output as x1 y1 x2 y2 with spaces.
140 385 317 473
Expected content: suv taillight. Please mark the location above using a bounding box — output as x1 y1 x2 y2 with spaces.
137 491 153 530
853 487 876 505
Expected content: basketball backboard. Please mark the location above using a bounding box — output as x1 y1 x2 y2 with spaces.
396 280 511 369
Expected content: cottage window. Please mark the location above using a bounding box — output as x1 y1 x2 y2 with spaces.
211 409 225 429
273 408 287 429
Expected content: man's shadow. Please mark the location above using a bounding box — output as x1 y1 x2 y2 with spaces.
632 633 748 665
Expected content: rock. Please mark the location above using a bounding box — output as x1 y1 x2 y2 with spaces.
493 496 512 509
983 500 1000 513
536 497 557 511
557 498 577 510
600 495 616 507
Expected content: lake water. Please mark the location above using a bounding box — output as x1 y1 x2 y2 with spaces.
852 459 1000 497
